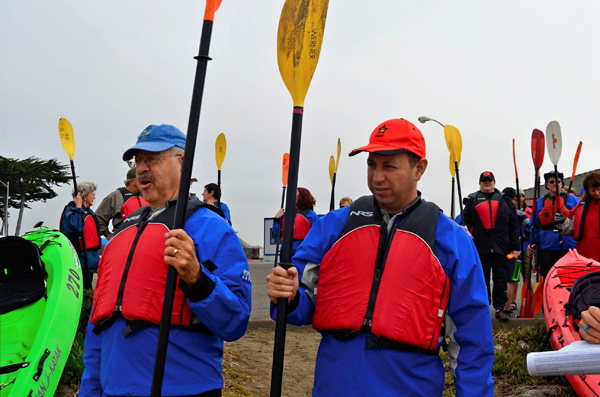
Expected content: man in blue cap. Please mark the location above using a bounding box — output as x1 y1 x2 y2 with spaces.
80 124 251 397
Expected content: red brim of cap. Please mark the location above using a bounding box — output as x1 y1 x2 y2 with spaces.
349 144 409 157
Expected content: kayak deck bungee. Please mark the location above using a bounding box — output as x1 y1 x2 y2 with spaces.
0 228 83 397
543 249 600 397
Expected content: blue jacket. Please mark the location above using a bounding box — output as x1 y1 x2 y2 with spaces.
79 204 251 396
272 198 494 397
60 201 100 272
218 202 232 225
530 193 579 250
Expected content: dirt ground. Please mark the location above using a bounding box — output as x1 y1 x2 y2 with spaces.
223 323 577 397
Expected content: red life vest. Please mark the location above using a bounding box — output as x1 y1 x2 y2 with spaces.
90 200 214 333
118 187 148 221
539 193 571 228
573 200 600 241
59 205 101 251
282 210 312 241
312 196 450 353
471 191 502 231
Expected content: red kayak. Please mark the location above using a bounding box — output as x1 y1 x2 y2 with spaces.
544 249 600 397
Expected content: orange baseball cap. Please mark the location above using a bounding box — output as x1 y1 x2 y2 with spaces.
349 118 426 158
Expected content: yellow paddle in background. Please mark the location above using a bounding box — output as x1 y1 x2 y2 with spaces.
215 132 227 207
328 138 341 211
58 118 93 289
273 0 329 395
444 124 464 224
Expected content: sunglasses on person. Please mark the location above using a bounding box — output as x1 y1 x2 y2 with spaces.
547 179 561 185
481 178 494 183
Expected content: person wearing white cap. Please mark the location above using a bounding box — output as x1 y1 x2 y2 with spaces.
267 118 494 396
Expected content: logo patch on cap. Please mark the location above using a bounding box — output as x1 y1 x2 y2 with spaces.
140 126 152 137
375 125 388 137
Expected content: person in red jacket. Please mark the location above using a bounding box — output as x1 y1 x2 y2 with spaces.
571 172 600 261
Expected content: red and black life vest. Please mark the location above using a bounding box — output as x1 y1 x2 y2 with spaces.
282 209 312 241
470 191 502 232
573 200 600 241
90 199 216 335
59 205 101 251
539 193 571 228
118 187 148 221
312 196 449 354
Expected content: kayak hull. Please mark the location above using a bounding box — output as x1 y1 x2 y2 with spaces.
0 228 83 397
543 249 600 397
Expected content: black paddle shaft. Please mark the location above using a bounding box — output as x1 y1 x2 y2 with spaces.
69 160 92 288
273 186 287 268
454 162 465 225
151 18 215 397
271 109 303 397
329 173 337 211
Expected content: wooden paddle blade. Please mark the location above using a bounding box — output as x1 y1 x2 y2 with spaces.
545 121 562 166
512 139 519 179
531 129 545 169
328 155 335 184
277 0 330 107
571 141 583 180
215 133 227 170
449 154 456 177
282 153 290 187
203 0 222 21
334 138 341 172
444 125 462 167
58 118 76 160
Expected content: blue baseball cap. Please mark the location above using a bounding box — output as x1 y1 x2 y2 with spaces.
122 124 186 161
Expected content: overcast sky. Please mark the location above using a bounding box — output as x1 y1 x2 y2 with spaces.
2 1 599 246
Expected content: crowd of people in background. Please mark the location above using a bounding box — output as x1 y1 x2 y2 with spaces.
51 118 600 395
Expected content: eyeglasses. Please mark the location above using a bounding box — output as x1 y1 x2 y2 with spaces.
128 154 182 168
547 179 561 185
481 178 494 183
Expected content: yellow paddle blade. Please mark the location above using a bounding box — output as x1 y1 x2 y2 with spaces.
444 125 462 167
215 133 227 170
334 138 341 172
449 154 456 177
282 153 290 187
328 155 335 184
58 118 76 160
277 0 330 107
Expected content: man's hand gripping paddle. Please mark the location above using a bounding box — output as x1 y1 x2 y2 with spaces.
151 1 222 395
272 1 329 395
58 118 93 289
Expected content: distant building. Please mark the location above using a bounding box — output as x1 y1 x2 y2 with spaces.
238 235 261 260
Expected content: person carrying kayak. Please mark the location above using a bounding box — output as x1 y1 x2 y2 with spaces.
79 124 251 397
267 118 494 396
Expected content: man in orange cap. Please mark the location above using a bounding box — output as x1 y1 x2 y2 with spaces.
267 118 494 396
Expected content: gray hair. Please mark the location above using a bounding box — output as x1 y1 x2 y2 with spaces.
72 181 97 198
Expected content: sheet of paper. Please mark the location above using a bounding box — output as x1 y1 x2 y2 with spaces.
527 341 600 376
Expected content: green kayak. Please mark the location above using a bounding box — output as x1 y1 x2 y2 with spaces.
1 228 83 397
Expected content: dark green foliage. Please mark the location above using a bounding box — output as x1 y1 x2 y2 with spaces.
60 289 93 385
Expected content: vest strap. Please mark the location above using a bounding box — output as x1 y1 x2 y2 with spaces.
366 334 440 355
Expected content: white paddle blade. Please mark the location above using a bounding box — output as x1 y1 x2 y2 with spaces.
545 120 562 165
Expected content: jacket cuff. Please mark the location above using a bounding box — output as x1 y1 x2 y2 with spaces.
178 270 215 303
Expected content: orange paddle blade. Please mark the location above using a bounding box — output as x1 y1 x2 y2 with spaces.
204 0 222 21
282 153 290 187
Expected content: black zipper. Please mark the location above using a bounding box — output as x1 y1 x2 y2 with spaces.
361 220 398 331
115 220 149 312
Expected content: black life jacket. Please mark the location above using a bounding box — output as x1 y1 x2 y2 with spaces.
470 190 502 232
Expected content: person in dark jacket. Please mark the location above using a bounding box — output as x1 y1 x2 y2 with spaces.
60 181 101 290
463 171 520 321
